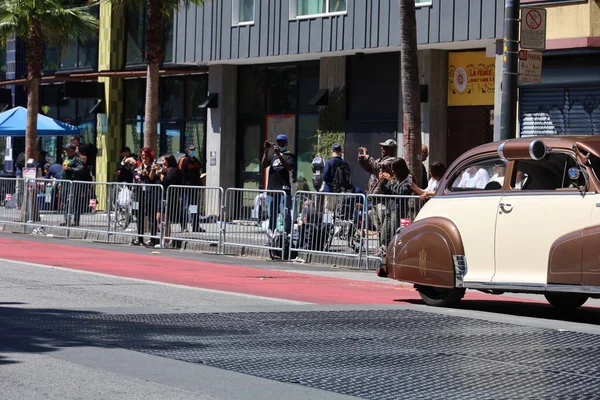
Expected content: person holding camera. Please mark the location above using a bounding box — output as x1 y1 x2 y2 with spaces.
153 154 182 248
261 134 296 236
124 147 160 246
358 139 403 256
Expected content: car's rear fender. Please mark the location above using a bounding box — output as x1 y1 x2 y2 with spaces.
387 217 466 288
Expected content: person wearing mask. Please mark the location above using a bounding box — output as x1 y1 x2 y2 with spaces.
261 134 296 236
116 146 136 183
178 144 204 232
59 144 86 227
124 147 160 246
411 161 447 200
154 154 182 248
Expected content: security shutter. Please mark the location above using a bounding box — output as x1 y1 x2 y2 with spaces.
519 87 600 136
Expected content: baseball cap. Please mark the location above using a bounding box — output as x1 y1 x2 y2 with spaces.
64 143 76 151
276 134 289 142
379 139 398 147
186 144 196 151
119 146 131 154
331 143 342 152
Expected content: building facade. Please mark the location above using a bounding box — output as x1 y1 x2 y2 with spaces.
2 0 597 192
171 0 506 190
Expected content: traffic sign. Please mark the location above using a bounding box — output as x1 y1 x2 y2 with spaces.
520 8 547 50
518 50 543 83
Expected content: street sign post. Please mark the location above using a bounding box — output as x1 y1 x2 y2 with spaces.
520 7 547 50
518 50 543 83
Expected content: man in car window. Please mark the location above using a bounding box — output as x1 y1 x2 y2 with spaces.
489 163 506 186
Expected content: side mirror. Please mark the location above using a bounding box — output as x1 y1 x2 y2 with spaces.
568 167 581 181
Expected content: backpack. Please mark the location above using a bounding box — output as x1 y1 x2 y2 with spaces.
332 161 353 193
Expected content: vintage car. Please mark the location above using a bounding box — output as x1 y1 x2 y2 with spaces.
382 136 600 309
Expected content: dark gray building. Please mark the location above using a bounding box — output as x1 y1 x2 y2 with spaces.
172 0 505 191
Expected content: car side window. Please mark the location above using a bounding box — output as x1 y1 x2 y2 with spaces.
511 153 582 191
448 158 507 192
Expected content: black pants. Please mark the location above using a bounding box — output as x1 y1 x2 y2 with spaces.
134 189 158 238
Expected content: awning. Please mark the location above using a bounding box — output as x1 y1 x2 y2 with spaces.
0 106 80 137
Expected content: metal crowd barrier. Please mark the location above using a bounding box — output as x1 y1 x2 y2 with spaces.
364 193 423 259
290 191 367 266
107 182 164 244
0 176 428 269
222 188 288 255
162 185 223 250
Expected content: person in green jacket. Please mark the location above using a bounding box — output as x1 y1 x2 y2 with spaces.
60 144 87 226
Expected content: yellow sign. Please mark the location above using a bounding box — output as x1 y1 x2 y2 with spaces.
448 51 495 106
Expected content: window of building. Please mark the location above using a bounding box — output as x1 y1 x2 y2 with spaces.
291 0 346 18
42 5 99 72
0 45 6 81
125 7 175 66
232 0 254 25
123 75 207 158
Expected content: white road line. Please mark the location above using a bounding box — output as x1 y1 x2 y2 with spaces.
0 258 312 305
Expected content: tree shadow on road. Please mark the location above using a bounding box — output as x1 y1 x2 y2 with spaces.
0 305 255 367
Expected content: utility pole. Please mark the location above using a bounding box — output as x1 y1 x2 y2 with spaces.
499 0 520 141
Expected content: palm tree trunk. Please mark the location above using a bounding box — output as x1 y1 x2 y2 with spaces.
144 62 160 152
399 0 422 186
25 23 43 164
144 0 165 153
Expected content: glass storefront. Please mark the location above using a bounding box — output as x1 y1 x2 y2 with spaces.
123 75 207 166
237 62 319 190
39 84 98 163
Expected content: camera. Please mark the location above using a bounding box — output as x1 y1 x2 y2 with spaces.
265 141 273 148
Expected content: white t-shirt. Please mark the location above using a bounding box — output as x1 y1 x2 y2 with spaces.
425 178 440 192
490 174 505 186
458 168 490 189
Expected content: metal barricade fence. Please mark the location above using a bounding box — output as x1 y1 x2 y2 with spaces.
162 185 223 250
222 188 288 254
364 193 424 259
0 177 25 228
107 182 164 244
290 190 367 267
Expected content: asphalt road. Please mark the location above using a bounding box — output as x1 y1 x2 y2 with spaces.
2 234 600 399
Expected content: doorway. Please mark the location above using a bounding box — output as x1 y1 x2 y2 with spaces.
446 106 494 165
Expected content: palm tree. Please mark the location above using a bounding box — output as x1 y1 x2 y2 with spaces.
399 0 422 185
0 0 98 162
108 0 205 152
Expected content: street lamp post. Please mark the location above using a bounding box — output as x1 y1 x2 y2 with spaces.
499 0 520 141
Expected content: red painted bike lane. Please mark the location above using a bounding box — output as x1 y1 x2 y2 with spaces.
0 238 538 305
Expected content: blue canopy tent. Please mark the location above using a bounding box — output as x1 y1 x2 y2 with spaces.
0 106 80 136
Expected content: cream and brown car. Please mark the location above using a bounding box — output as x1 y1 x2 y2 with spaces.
382 136 600 309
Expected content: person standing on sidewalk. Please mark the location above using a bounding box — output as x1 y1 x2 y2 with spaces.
261 134 295 236
60 144 86 227
358 139 402 256
177 144 205 233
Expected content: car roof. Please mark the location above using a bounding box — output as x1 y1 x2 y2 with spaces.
454 135 600 166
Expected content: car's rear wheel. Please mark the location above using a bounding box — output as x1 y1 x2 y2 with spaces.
416 285 465 307
544 293 588 309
